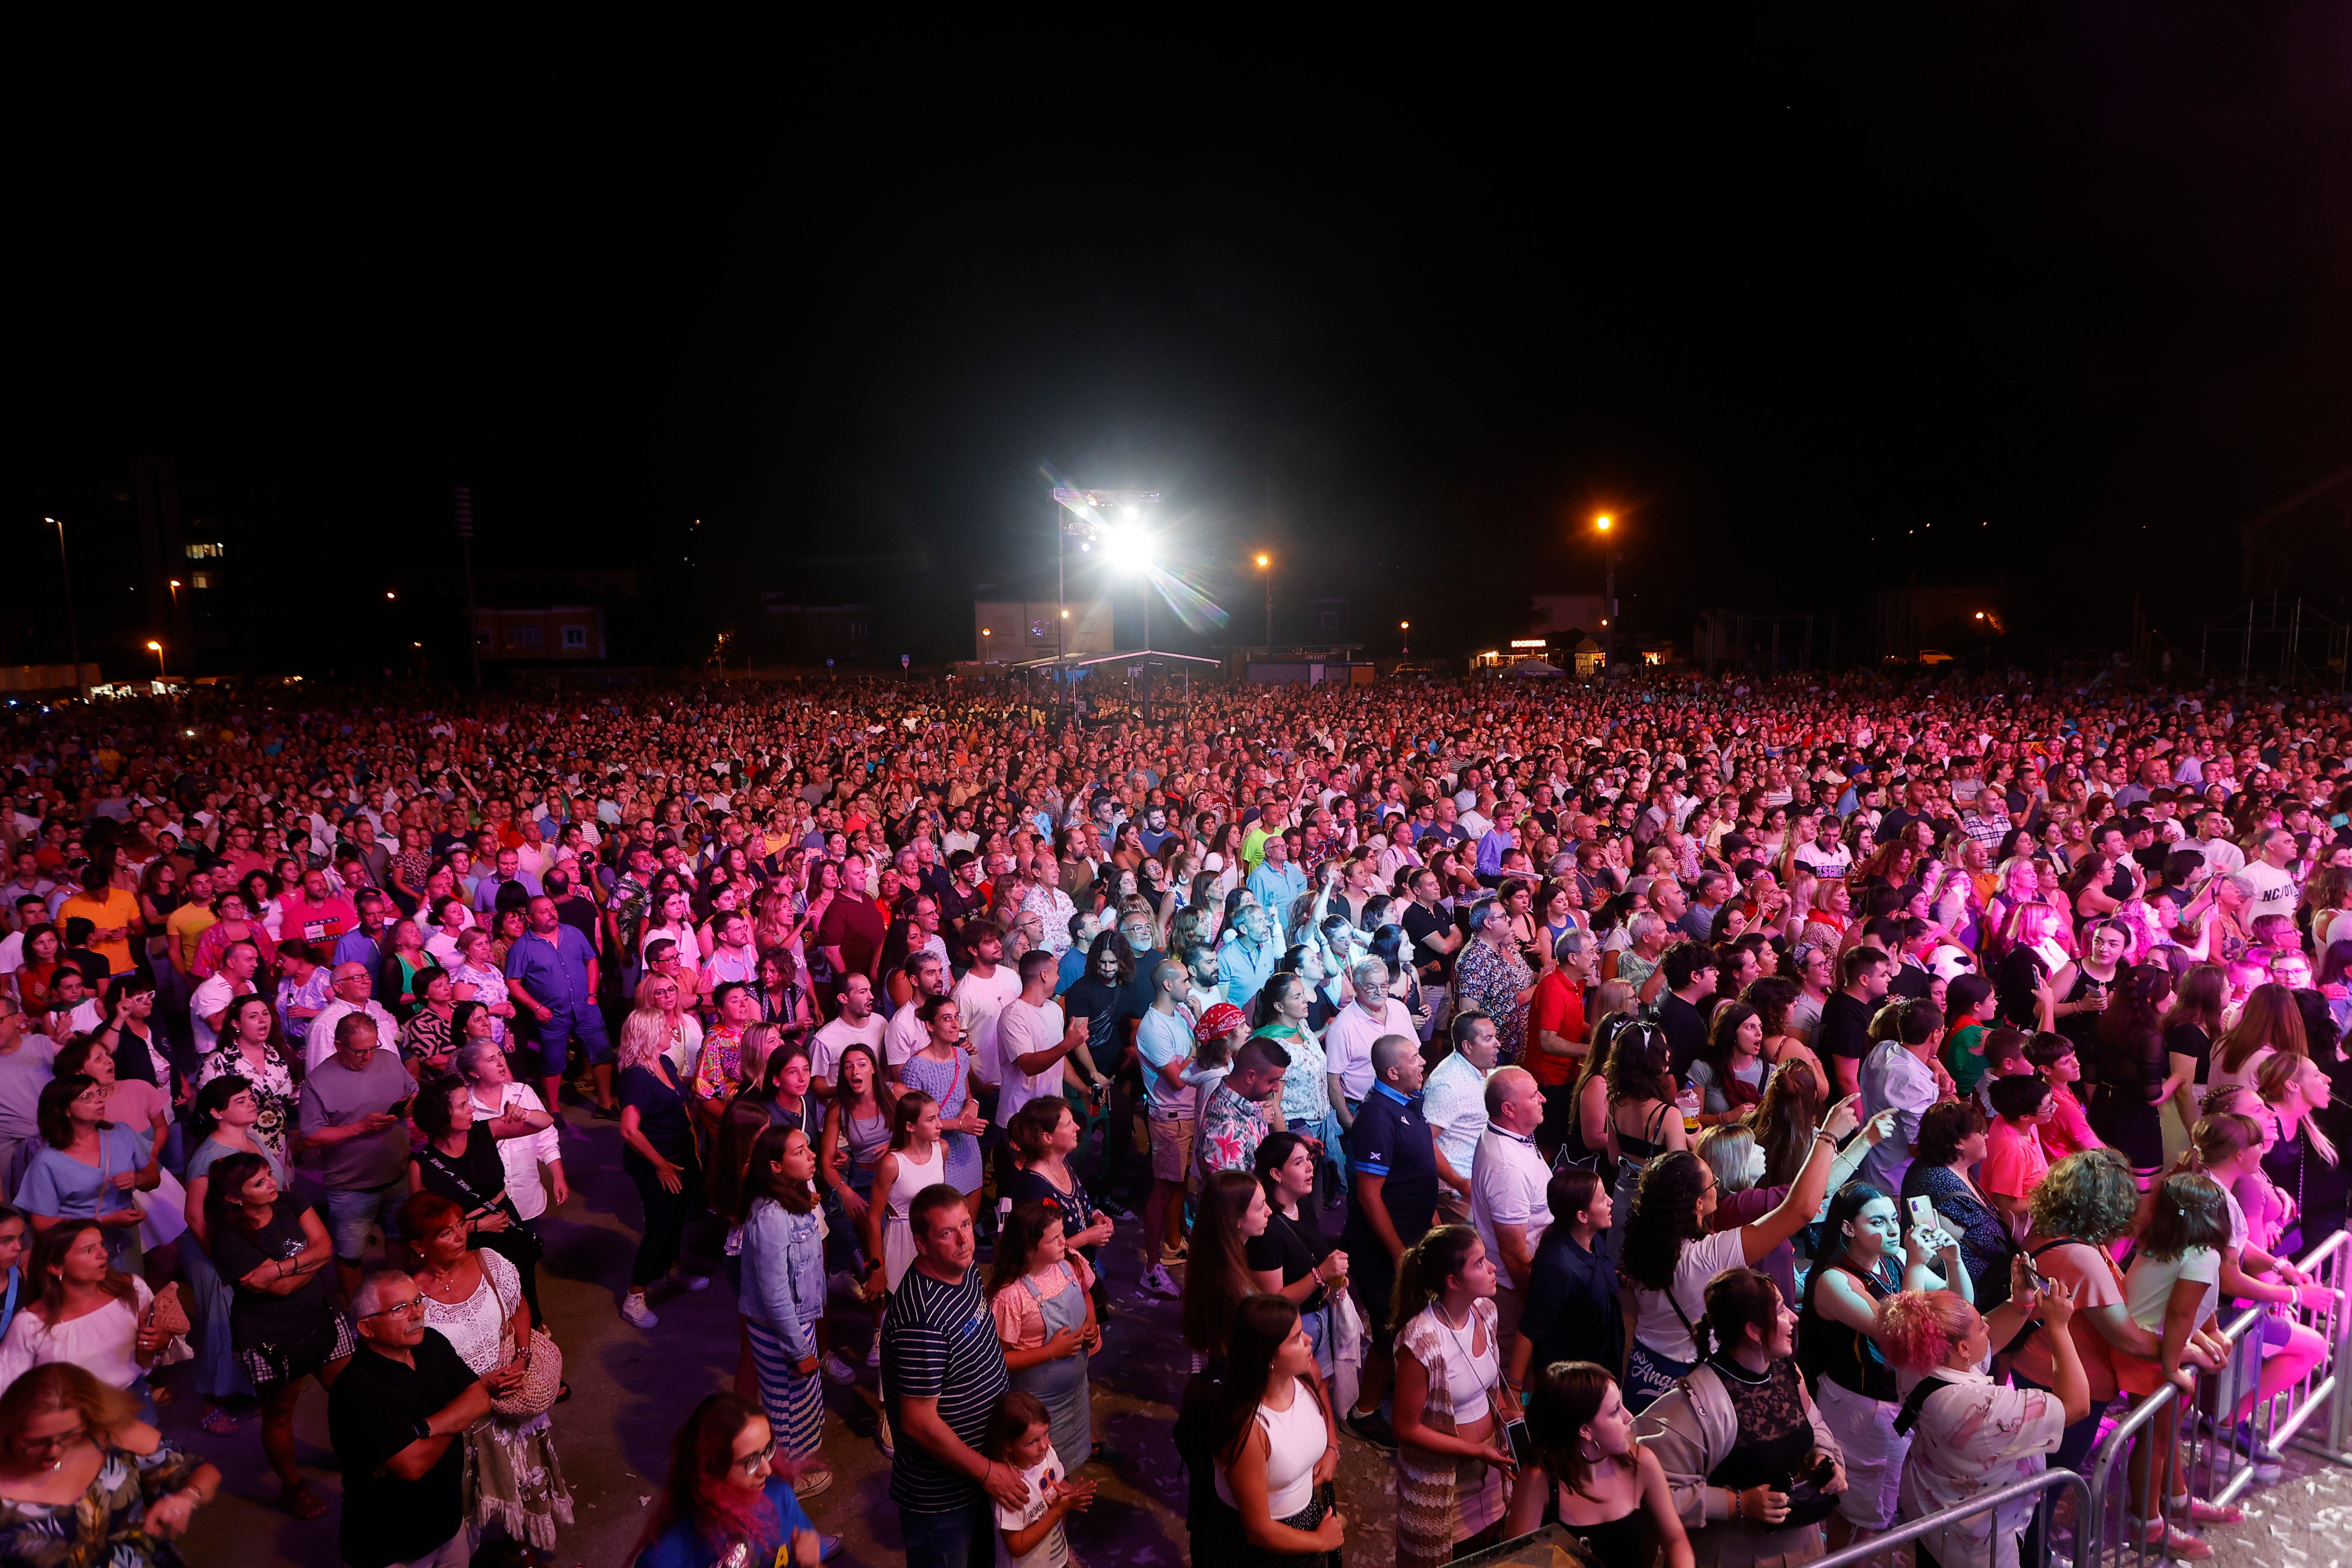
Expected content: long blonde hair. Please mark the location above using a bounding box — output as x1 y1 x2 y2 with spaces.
617 1006 673 1072
2257 1050 2337 1166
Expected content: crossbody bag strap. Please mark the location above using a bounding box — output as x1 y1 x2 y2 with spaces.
1893 1373 1956 1437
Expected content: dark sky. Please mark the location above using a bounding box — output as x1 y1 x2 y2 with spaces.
13 8 2351 669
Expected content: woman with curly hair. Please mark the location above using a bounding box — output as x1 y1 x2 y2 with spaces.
1876 1275 2086 1568
1616 1094 1861 1414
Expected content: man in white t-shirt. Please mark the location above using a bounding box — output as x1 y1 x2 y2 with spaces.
808 973 885 1100
882 952 950 1077
1420 1010 1498 1222
949 926 1022 1093
190 937 263 1058
1470 1065 1554 1364
2236 829 2301 925
993 950 1074 1128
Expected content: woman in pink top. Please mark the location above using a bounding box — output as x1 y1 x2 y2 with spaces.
1979 1075 2056 1237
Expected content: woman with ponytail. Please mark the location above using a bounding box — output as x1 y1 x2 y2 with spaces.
2258 1050 2346 1255
1631 1267 1845 1568
1876 1277 2085 1568
1389 1223 1519 1568
1202 1294 1344 1566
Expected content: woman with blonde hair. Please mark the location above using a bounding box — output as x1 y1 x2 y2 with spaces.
2257 1049 2343 1254
0 1362 219 1564
616 1003 705 1330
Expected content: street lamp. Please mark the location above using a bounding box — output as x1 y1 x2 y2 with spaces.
1593 513 1621 674
43 518 83 696
1256 553 1273 650
1400 619 1411 656
146 640 166 678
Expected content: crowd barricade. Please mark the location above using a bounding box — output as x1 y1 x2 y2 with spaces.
2079 1226 2352 1562
1802 1468 2086 1568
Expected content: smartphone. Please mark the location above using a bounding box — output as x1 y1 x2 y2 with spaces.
1501 1417 1534 1470
1907 1194 1938 1235
386 1095 414 1119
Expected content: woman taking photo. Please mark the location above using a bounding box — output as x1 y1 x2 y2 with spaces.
205 1149 347 1520
409 1071 546 1326
402 1190 575 1550
1795 1183 1969 1553
1502 1360 1692 1567
0 1363 219 1567
18 1077 157 1275
616 1006 707 1332
182 1077 274 1433
1635 1267 1846 1568
1619 1095 1860 1413
633 1392 821 1568
1247 1131 1348 1383
1201 1295 1344 1567
1390 1224 1520 1567
1878 1276 2086 1568
1900 1100 2015 1304
197 993 300 1167
1181 1170 1271 1375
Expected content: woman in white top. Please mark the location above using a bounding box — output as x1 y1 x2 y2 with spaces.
642 889 702 998
0 1221 174 1421
866 1091 944 1292
1206 1294 1344 1565
456 1038 566 1222
1877 1274 2086 1568
1390 1225 1519 1568
1618 1093 1862 1413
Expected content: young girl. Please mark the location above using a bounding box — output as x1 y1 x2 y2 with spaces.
2121 1172 2235 1529
2027 1030 2103 1161
1391 1225 1520 1568
867 1091 942 1293
738 1125 833 1503
987 1201 1099 1476
1943 974 1999 1094
988 1390 1097 1568
1501 1360 1691 1567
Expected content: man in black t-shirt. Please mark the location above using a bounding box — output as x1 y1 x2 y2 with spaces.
328 1271 489 1568
1651 941 1717 1081
1401 869 1462 1029
882 1183 1023 1568
1815 946 1893 1099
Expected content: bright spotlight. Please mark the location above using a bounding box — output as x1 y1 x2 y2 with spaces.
1104 529 1154 573
1596 514 1613 532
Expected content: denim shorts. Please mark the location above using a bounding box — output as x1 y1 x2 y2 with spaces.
325 1180 407 1261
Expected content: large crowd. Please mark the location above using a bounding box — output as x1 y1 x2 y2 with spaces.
0 669 2347 1568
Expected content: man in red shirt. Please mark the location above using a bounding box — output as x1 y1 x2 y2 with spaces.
1527 929 1598 1156
279 867 360 947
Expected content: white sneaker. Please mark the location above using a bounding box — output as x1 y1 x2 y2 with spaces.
866 1339 882 1368
821 1354 858 1385
672 1272 711 1293
1138 1264 1182 1298
621 1293 658 1329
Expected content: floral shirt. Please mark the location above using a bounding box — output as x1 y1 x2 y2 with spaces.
1455 938 1532 1064
0 1440 205 1568
1198 1080 1268 1175
1898 1357 2063 1568
197 1042 300 1167
1263 1023 1330 1127
450 961 510 1043
692 1024 747 1102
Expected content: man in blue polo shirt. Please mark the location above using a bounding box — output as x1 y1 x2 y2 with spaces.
505 894 613 1120
1338 1033 1437 1452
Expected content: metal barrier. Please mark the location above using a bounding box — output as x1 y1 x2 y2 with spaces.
2076 1226 2352 1562
1803 1467 2086 1568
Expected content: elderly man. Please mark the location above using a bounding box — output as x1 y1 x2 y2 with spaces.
300 1014 413 1298
307 960 402 1074
1323 958 1418 1135
328 1270 492 1568
1216 900 1278 1012
880 1183 1021 1568
1246 832 1307 917
506 893 612 1119
1470 1063 1553 1366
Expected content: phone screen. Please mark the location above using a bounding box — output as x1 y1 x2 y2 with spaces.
1502 1418 1534 1470
1907 1195 1937 1234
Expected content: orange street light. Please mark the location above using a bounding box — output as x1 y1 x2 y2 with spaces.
145 640 166 677
1256 554 1273 647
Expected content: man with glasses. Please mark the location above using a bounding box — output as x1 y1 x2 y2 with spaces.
328 1270 490 1568
299 1014 412 1300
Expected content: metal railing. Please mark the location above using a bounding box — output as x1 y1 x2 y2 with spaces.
2076 1226 2352 1562
1802 1467 2087 1568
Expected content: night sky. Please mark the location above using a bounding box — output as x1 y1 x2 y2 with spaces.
12 9 2350 672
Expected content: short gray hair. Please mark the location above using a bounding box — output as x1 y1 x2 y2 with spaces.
349 1269 413 1320
454 1037 502 1080
1353 958 1390 993
1628 910 1666 945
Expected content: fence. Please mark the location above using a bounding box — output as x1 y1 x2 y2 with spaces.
1804 1467 2087 1568
2076 1225 2352 1563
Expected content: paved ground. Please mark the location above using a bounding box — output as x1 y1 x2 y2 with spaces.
166 1103 1405 1568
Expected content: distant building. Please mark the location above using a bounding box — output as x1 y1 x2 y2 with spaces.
475 605 605 661
760 600 875 663
973 600 1112 661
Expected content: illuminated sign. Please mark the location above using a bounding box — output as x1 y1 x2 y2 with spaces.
1510 639 1548 649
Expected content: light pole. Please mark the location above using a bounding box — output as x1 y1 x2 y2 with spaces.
146 640 166 678
43 518 83 695
1051 487 1162 651
1595 513 1620 673
1257 553 1272 651
1400 619 1411 657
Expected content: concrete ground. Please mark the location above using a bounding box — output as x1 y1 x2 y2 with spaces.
165 1104 1405 1568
